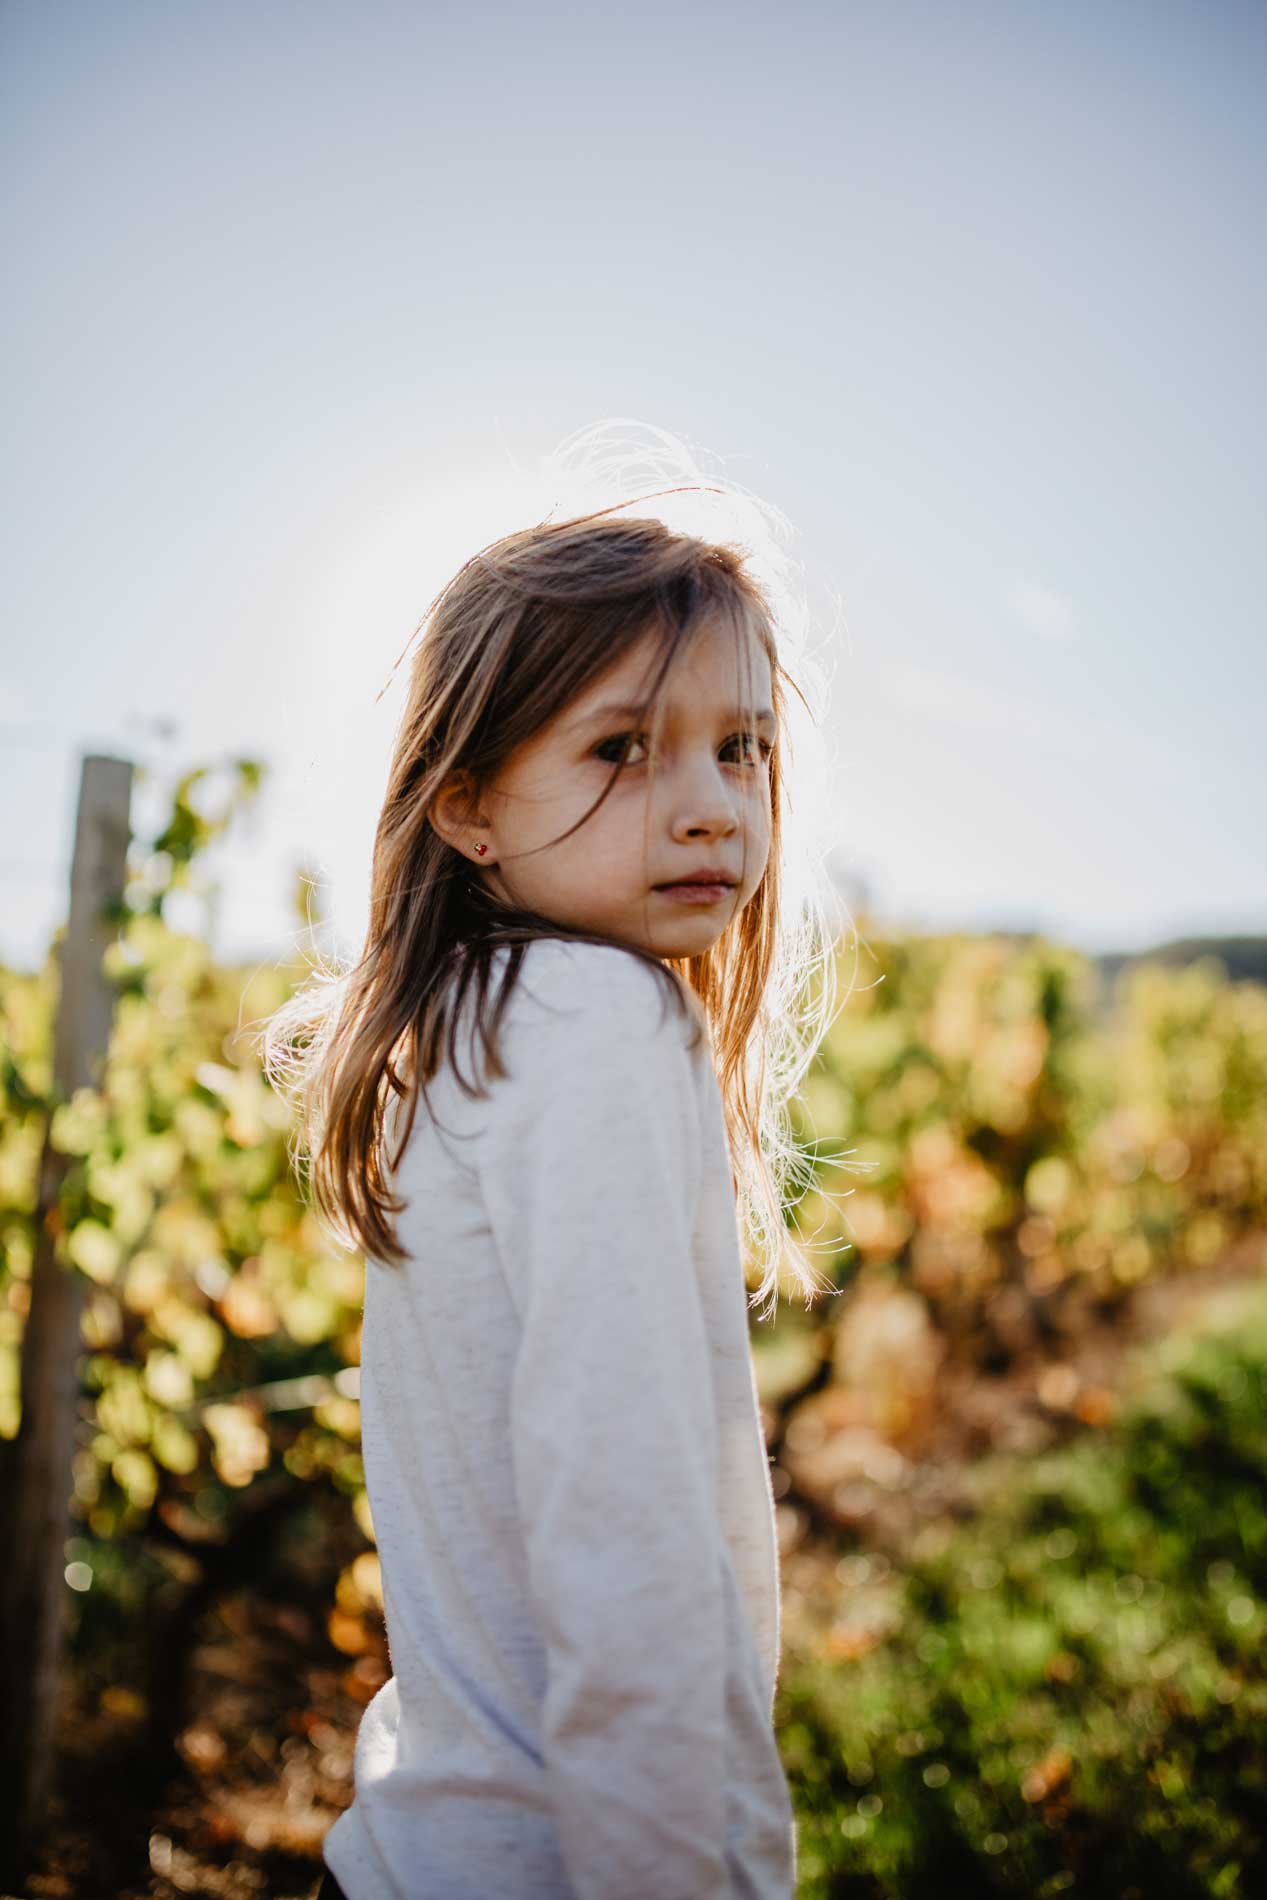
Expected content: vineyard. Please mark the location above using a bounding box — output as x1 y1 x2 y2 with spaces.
1 766 1265 1898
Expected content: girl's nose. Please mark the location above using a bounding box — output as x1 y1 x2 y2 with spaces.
672 754 741 836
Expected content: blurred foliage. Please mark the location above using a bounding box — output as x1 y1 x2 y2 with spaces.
777 1277 1267 1898
789 932 1267 1346
0 758 376 1680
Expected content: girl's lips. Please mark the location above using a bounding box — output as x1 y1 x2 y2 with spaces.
653 882 732 903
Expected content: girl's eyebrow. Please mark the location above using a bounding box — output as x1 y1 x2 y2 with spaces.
572 700 776 729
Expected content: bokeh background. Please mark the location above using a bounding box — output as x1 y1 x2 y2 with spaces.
2 3 1265 1896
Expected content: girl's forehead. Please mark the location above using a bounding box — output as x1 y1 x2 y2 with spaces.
586 616 773 712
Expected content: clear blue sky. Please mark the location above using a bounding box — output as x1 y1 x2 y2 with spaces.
3 0 1263 970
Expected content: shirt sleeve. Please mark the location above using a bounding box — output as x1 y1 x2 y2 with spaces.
474 941 733 1900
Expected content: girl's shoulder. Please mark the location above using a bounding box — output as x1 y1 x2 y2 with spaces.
480 934 710 1071
391 939 708 1167
501 936 704 1050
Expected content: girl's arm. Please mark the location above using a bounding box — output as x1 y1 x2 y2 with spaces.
476 944 734 1900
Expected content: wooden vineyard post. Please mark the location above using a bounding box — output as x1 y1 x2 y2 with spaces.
0 753 133 1884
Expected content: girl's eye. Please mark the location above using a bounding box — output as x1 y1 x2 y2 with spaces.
593 731 773 768
728 732 775 765
594 732 651 766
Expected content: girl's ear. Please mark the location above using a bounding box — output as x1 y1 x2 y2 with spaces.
428 770 484 856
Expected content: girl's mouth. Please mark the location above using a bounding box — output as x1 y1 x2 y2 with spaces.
653 883 732 904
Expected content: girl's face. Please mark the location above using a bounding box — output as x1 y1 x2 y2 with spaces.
452 618 775 960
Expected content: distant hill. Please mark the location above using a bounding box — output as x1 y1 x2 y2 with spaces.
884 926 1267 992
1094 936 1267 990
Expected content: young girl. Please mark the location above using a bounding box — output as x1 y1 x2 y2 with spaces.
266 471 842 1899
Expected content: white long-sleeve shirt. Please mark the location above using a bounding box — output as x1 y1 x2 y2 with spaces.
322 935 797 1899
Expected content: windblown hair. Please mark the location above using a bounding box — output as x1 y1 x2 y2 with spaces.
260 456 848 1319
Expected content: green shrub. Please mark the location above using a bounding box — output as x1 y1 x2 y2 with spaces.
778 1281 1267 1898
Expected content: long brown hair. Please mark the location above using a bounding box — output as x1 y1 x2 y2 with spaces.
260 475 847 1319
